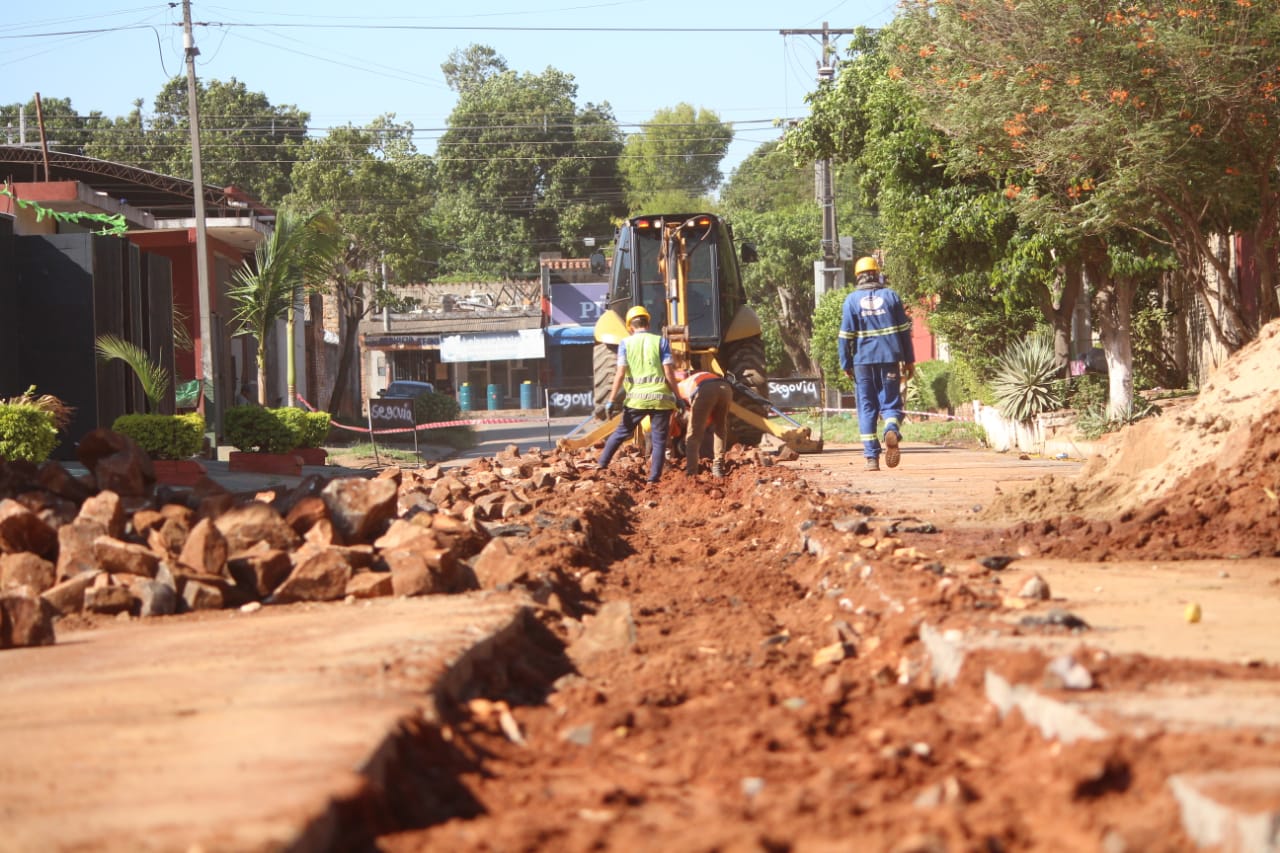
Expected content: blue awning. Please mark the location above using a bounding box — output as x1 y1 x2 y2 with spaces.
545 324 596 345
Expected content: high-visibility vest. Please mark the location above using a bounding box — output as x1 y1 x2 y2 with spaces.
624 333 675 411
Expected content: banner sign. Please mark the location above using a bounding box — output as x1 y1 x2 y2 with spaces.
548 282 608 326
368 398 415 431
546 388 594 418
364 334 441 350
766 377 822 410
440 328 546 363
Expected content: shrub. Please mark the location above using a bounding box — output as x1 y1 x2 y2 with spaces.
1055 372 1108 413
274 407 331 448
907 360 952 412
413 391 461 426
112 413 205 460
947 358 994 406
0 404 59 463
992 333 1063 422
224 405 294 454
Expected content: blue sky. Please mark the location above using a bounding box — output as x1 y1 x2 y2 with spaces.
2 1 896 184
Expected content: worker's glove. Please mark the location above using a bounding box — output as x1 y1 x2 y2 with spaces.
676 398 689 414
605 401 618 419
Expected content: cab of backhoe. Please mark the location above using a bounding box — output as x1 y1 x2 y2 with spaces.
598 213 757 353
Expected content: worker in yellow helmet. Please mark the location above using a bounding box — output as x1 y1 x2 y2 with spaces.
839 256 915 471
597 305 683 483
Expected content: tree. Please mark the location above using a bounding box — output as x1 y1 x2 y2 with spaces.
729 207 820 375
722 140 813 214
619 103 733 213
0 96 107 155
893 0 1280 358
442 44 509 94
286 116 436 417
84 77 309 205
434 48 626 273
228 211 342 406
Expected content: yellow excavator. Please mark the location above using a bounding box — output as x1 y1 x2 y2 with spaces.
558 213 822 454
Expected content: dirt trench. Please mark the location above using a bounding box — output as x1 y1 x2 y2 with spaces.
363 447 1280 853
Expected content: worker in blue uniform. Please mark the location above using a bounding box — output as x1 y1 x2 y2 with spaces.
839 256 915 470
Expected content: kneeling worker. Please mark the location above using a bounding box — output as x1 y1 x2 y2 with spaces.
676 369 732 478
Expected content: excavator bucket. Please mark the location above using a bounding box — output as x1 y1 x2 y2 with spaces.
726 401 824 454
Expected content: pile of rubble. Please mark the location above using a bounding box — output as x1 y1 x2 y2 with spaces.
0 429 630 649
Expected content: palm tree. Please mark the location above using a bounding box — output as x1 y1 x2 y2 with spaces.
228 210 342 406
95 334 170 413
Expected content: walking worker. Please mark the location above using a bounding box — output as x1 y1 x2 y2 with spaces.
597 305 682 483
676 369 732 479
839 256 915 471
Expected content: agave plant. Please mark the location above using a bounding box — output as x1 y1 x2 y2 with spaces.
95 335 170 413
992 333 1063 422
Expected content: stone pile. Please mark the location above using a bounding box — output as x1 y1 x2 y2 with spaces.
0 429 623 649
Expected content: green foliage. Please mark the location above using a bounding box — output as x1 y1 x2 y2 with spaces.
1075 397 1160 441
433 50 626 269
274 408 331 448
947 358 995 407
0 403 58 463
620 103 733 212
730 206 821 374
82 79 309 205
810 287 853 393
223 406 295 454
992 334 1063 422
1131 303 1183 391
111 413 205 460
413 392 462 426
793 412 985 448
228 210 343 404
906 361 952 412
95 334 170 412
1055 372 1108 413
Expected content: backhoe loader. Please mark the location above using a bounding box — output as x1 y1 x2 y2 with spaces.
558 213 821 455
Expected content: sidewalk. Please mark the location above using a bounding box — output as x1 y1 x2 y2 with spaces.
0 594 534 852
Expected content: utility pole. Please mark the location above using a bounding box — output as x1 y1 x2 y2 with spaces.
780 22 856 300
183 0 219 446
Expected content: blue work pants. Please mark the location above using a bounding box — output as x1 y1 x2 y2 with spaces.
854 363 904 459
598 406 672 483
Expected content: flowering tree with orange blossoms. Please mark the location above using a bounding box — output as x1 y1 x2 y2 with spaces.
895 0 1280 367
786 26 1096 390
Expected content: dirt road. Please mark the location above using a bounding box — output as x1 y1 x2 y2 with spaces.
374 440 1280 852
4 434 1278 852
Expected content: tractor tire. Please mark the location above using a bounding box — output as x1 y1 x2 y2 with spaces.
592 343 620 420
723 336 768 448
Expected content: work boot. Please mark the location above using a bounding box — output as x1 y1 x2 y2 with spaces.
710 461 724 479
884 430 901 468
865 456 880 471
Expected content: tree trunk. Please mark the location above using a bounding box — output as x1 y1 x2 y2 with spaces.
256 341 268 407
286 291 298 408
1090 266 1137 419
775 279 816 375
1031 258 1083 376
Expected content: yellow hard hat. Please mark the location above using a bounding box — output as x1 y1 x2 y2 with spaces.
854 256 881 277
625 305 651 326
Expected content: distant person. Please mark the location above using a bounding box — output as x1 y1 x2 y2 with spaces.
675 369 731 479
597 306 682 483
839 256 915 471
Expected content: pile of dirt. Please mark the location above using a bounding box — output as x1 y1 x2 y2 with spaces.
983 318 1280 557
